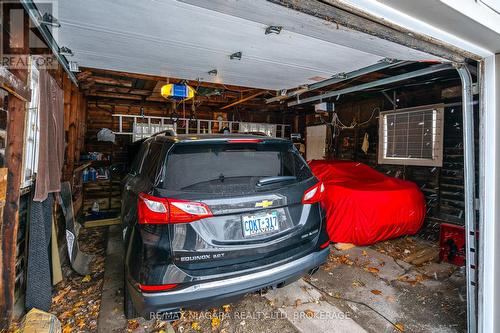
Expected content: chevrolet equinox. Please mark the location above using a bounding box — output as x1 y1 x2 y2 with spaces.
121 133 330 319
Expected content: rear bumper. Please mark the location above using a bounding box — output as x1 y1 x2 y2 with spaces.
127 247 329 318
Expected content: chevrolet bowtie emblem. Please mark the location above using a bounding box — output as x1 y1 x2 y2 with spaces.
255 200 273 208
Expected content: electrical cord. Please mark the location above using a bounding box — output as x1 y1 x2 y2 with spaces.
332 107 379 130
305 279 404 332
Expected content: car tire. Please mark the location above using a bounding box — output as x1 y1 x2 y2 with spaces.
124 278 139 319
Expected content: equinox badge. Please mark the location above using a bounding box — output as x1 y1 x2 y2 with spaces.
255 200 273 208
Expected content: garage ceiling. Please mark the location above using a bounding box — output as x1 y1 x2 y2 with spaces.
40 0 443 90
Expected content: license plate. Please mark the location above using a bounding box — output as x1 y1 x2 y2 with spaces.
242 211 279 238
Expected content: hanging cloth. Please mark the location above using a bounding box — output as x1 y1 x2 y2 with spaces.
33 69 64 201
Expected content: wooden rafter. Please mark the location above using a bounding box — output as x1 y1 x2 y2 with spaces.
83 67 258 92
220 90 267 110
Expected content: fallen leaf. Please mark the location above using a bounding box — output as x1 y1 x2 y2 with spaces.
77 318 86 329
211 317 221 329
62 324 73 333
52 286 72 303
127 319 140 330
337 255 354 266
294 299 302 308
191 322 201 331
82 275 91 282
362 250 368 256
365 267 380 273
222 304 231 313
370 289 382 295
352 280 365 288
73 300 85 308
395 323 405 331
304 309 315 318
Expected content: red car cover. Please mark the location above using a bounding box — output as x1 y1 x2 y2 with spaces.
309 160 425 245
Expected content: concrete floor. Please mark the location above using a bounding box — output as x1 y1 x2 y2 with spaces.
98 227 466 333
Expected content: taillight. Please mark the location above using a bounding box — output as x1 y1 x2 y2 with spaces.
138 193 169 224
302 182 325 204
227 139 262 143
169 199 213 223
137 283 178 293
138 193 213 224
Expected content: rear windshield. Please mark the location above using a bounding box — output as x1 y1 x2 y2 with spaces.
162 141 312 194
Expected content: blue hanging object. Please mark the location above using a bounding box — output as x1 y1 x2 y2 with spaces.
161 83 195 101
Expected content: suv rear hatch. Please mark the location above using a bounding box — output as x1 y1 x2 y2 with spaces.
153 138 323 273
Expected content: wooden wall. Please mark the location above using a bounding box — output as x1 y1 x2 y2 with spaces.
84 99 293 164
62 75 86 182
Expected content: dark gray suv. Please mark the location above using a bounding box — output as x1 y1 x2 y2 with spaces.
121 133 329 319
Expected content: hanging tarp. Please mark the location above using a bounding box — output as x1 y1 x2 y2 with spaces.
309 160 425 245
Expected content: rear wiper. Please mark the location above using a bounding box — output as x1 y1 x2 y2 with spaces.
256 176 297 187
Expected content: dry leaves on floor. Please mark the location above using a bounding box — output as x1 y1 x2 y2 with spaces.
50 226 107 333
303 309 315 318
394 322 405 331
365 267 380 274
127 319 140 331
397 274 426 286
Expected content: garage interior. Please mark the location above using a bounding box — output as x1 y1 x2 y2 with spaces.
0 0 482 332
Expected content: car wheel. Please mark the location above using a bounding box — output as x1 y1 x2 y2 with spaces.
124 278 139 319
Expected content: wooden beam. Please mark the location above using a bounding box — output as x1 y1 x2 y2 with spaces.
90 85 152 96
64 82 79 180
76 70 93 81
0 4 28 329
0 66 30 102
84 67 260 92
90 76 133 87
220 91 267 110
88 91 143 100
0 97 26 329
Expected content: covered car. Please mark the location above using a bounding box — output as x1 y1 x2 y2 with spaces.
309 160 425 245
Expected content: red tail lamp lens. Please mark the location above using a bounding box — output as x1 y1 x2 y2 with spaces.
137 283 178 293
138 193 213 224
